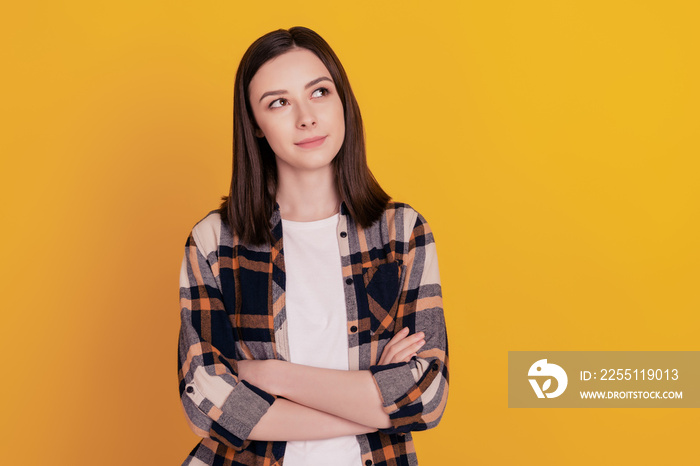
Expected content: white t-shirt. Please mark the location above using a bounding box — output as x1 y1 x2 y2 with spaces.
280 213 362 466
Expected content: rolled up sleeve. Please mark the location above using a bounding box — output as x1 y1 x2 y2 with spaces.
178 231 276 451
369 211 449 434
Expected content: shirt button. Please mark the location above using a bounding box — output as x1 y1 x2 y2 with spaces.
350 325 358 333
345 278 353 285
365 461 372 466
432 363 439 371
340 231 347 238
186 386 194 393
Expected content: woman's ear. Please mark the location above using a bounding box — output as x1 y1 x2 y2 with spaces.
255 127 265 138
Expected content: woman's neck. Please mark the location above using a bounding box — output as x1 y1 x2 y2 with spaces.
276 165 340 222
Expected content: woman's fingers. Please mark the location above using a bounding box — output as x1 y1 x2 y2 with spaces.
378 328 409 364
392 339 426 363
378 329 425 365
389 327 410 344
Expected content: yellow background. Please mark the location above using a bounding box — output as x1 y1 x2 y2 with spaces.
2 1 698 464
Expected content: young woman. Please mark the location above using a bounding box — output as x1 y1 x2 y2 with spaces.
177 26 449 466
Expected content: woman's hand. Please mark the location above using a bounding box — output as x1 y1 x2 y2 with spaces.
377 327 425 365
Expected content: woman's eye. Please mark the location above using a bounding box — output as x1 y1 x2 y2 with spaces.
311 87 329 98
269 98 288 108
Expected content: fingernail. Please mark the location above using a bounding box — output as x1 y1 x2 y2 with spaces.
401 327 409 334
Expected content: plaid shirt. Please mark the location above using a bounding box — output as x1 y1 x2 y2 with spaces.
178 202 449 466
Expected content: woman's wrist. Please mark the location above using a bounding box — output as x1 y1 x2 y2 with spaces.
267 359 290 396
237 359 288 395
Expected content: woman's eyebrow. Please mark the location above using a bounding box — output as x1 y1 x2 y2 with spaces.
258 76 333 103
304 76 332 89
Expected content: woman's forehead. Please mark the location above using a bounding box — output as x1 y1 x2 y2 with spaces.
249 48 333 97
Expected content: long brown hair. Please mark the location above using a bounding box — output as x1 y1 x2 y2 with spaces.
219 26 390 245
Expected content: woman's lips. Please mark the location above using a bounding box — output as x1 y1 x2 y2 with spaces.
294 136 327 149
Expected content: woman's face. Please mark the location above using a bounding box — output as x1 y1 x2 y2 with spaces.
248 48 345 176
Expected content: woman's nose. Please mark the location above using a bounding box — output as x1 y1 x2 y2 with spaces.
296 102 317 128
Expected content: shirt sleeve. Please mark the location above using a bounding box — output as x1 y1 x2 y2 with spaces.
369 210 449 434
178 230 276 451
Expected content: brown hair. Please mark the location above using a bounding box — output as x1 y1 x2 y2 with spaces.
219 26 390 245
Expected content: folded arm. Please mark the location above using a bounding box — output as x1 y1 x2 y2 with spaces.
247 398 376 441
369 210 449 434
179 232 277 450
179 228 390 447
178 207 448 447
239 328 426 429
239 210 448 435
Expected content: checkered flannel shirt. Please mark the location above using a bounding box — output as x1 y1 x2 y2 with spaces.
178 202 449 465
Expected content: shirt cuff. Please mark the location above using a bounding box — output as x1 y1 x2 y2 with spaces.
217 380 276 444
186 378 276 450
370 362 416 406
